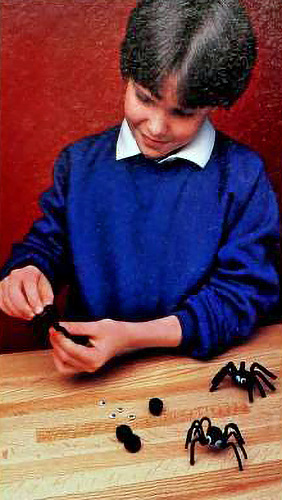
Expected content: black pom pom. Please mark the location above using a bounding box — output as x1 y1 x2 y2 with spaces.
116 424 133 443
123 433 141 453
149 397 163 416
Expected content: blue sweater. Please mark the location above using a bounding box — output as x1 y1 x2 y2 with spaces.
1 126 280 358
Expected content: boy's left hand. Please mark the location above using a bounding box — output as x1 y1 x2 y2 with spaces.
49 319 131 375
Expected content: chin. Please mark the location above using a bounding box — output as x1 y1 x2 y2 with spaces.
139 142 169 159
135 131 174 158
143 150 164 158
144 150 167 159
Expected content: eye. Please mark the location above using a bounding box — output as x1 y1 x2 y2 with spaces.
207 436 212 444
172 108 195 118
135 89 154 105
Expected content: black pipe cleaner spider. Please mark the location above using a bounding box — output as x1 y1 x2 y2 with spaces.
185 417 247 471
209 361 277 403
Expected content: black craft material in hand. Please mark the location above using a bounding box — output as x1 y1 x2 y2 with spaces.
32 304 89 346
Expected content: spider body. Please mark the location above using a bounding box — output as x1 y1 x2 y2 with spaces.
204 425 225 450
185 417 247 471
210 361 277 403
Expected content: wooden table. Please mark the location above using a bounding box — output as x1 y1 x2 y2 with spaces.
1 324 282 500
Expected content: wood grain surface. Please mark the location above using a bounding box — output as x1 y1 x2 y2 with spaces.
1 324 282 500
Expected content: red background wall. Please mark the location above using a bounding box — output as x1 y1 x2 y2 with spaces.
1 0 281 352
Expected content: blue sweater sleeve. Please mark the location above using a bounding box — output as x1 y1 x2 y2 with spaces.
175 165 280 359
0 148 70 287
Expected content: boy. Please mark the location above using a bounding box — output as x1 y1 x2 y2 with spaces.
0 0 279 374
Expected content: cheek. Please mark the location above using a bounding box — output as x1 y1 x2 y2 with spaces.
124 97 146 127
170 124 193 144
172 115 205 143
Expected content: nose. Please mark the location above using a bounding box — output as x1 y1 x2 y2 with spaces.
146 111 168 138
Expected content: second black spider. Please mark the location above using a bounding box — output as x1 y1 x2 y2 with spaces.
210 361 277 403
185 417 247 471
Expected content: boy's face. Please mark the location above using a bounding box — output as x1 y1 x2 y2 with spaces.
124 77 210 159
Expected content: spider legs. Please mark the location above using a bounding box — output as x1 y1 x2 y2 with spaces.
185 419 208 466
225 431 247 458
250 363 277 380
224 423 245 446
225 442 246 471
185 418 211 466
253 370 277 395
189 437 201 465
246 380 255 403
210 362 236 391
223 424 247 470
248 363 277 400
185 417 210 448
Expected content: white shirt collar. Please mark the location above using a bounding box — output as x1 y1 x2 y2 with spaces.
116 118 215 168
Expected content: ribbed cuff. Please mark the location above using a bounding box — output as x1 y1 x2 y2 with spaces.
174 308 197 353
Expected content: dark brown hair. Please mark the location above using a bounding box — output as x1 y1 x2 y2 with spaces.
120 0 257 108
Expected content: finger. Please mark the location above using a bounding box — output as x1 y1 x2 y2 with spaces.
5 277 35 319
22 272 46 315
52 343 86 372
0 282 16 316
0 280 14 316
51 351 80 376
50 329 98 371
38 273 54 307
51 341 94 375
1 278 33 319
49 330 90 372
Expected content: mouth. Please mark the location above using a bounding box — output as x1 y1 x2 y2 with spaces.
141 133 168 146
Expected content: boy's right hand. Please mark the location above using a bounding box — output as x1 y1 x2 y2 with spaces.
0 265 54 320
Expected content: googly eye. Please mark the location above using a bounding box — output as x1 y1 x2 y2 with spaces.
116 407 124 413
98 399 106 406
241 377 246 384
109 412 117 419
128 414 136 421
